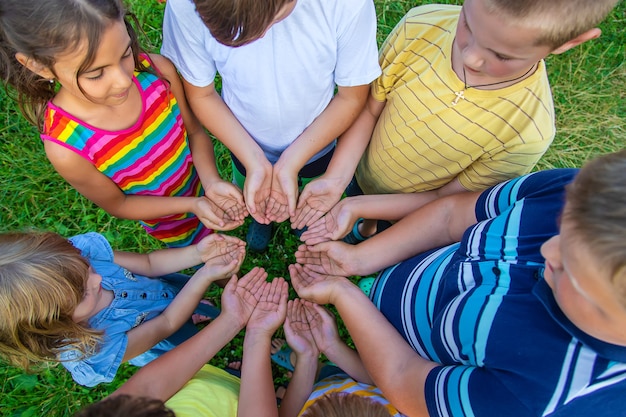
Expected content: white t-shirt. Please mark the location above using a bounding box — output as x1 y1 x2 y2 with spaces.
162 0 381 163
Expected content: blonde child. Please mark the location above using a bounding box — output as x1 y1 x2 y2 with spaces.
161 0 381 251
0 230 245 386
0 0 247 248
295 0 619 241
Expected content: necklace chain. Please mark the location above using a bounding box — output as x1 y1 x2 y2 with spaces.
462 64 536 89
451 64 536 106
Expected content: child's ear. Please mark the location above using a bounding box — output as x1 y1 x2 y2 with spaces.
14 52 55 80
551 28 602 55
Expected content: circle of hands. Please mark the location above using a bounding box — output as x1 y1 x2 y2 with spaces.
219 264 348 360
198 167 363 281
192 170 368 367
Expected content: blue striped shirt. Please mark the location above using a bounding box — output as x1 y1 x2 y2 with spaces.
371 169 626 416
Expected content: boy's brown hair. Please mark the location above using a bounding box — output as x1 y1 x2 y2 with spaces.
74 395 174 417
563 149 626 308
193 0 295 46
482 0 619 48
302 392 393 417
0 232 102 370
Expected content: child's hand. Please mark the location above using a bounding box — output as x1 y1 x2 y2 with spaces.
288 263 348 306
266 163 298 223
291 175 346 230
220 267 268 328
190 255 241 286
243 163 273 224
196 233 246 264
302 301 340 354
284 299 319 359
204 179 249 228
247 277 288 334
192 197 230 230
294 242 358 277
299 199 355 245
194 234 245 280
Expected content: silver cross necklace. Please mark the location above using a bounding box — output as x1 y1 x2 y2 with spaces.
451 64 537 106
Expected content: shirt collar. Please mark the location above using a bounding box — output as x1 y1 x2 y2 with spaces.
533 277 626 362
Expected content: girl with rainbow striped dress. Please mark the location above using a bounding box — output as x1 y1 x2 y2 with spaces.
1 0 247 248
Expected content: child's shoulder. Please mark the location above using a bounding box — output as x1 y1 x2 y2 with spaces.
402 3 461 25
391 4 461 43
69 232 114 262
137 53 178 83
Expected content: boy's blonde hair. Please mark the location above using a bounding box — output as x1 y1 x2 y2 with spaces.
193 0 295 46
563 150 626 308
482 0 619 48
0 232 102 370
302 392 392 417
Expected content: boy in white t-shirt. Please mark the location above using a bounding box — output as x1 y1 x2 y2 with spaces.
161 0 381 251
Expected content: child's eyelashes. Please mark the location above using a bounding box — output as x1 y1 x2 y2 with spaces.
85 72 104 81
122 46 132 59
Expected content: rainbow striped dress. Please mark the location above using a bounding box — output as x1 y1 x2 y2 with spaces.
41 59 211 247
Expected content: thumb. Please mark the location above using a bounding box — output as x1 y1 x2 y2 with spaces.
223 274 238 293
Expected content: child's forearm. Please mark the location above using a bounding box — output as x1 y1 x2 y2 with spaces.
184 82 269 173
278 353 318 417
321 92 385 185
188 128 223 186
122 268 216 361
114 243 202 277
322 342 373 384
276 85 370 175
342 192 443 223
114 311 243 401
90 192 203 223
239 330 280 417
348 190 481 277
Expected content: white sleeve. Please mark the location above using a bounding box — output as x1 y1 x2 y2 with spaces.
334 0 381 86
160 0 217 87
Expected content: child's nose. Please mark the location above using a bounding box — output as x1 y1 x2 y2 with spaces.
112 66 133 89
540 235 562 268
461 44 484 71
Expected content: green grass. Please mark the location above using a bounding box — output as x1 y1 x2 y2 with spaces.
1 0 625 415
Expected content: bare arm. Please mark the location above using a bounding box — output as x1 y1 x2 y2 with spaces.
290 265 436 417
150 54 247 226
122 251 243 362
297 188 480 277
303 301 373 384
300 177 468 244
182 80 272 223
269 84 371 222
291 92 385 229
112 269 265 401
112 233 245 277
238 277 289 417
278 299 320 417
44 142 230 226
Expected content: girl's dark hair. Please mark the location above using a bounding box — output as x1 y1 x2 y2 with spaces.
193 0 294 47
0 0 149 131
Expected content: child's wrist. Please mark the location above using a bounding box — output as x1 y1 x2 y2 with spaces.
244 325 278 341
294 349 318 365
